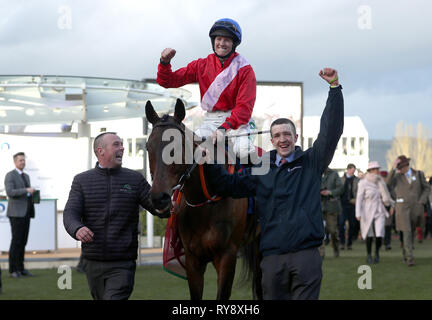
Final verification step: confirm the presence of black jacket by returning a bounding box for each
[63,164,160,261]
[206,86,344,256]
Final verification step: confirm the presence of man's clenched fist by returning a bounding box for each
[319,68,339,86]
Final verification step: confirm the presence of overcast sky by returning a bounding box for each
[1,0,431,139]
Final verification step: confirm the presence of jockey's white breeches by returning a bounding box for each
[195,111,256,159]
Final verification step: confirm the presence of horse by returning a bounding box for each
[145,98,261,300]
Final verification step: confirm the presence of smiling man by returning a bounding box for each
[270,118,298,162]
[63,132,169,300]
[156,18,258,163]
[206,68,344,300]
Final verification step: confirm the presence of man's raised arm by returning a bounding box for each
[313,68,344,173]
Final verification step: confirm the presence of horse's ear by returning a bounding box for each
[174,98,185,122]
[145,100,160,125]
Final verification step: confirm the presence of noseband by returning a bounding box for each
[151,117,200,193]
[151,117,222,207]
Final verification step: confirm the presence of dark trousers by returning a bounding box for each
[338,205,356,247]
[260,247,322,300]
[424,215,432,238]
[8,215,31,274]
[384,225,392,247]
[366,236,382,255]
[83,258,136,300]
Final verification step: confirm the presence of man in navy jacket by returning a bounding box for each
[206,68,344,299]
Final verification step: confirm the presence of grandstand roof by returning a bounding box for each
[0,75,193,126]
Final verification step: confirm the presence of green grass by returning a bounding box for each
[1,237,432,300]
[319,237,432,300]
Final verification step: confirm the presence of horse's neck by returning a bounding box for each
[182,165,215,203]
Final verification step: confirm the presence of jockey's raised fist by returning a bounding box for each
[161,48,176,64]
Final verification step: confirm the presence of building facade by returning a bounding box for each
[302,116,369,175]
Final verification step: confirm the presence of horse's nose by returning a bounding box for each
[151,192,171,210]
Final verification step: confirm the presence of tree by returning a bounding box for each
[386,121,432,177]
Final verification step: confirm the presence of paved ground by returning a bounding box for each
[0,247,163,270]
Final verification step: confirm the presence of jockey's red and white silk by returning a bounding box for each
[201,55,250,111]
[157,52,256,130]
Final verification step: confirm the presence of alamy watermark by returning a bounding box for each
[58,5,72,30]
[357,265,372,289]
[357,5,372,30]
[57,265,72,290]
[158,128,271,175]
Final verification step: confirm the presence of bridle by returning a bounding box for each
[150,117,212,206]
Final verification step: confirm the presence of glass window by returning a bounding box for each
[136,138,145,156]
[336,139,343,154]
[342,137,347,155]
[350,137,356,155]
[359,137,364,155]
[308,137,313,148]
[127,138,133,157]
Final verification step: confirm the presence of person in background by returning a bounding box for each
[380,170,395,250]
[386,155,430,266]
[424,177,432,239]
[4,152,36,278]
[352,169,366,241]
[339,163,359,250]
[356,161,394,264]
[320,167,344,258]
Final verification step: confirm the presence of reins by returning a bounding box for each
[152,118,222,208]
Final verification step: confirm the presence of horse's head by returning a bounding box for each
[145,98,188,211]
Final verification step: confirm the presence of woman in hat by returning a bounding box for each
[157,18,258,162]
[356,161,395,263]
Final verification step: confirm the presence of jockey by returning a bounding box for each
[157,18,258,163]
